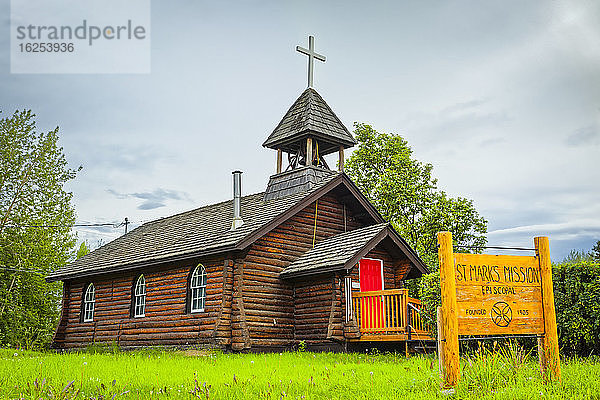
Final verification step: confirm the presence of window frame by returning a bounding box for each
[133,274,146,318]
[82,283,95,322]
[189,264,207,313]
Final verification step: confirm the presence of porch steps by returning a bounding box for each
[412,341,437,354]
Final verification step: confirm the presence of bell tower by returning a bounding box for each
[262,36,356,201]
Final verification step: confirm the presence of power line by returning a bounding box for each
[5,222,123,228]
[2,217,146,237]
[0,265,48,275]
[4,219,152,228]
[453,245,536,251]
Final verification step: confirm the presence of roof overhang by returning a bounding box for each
[46,245,239,283]
[263,130,356,155]
[280,224,429,280]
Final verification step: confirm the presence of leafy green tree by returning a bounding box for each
[591,240,600,262]
[345,123,488,268]
[0,110,79,348]
[561,249,593,264]
[76,241,91,259]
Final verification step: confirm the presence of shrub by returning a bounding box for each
[552,260,600,356]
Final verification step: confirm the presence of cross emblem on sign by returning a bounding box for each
[296,35,326,88]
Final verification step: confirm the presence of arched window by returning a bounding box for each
[190,265,207,313]
[83,283,95,322]
[133,274,146,317]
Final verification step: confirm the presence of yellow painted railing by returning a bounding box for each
[352,288,430,337]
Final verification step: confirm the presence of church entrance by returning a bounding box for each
[359,258,384,329]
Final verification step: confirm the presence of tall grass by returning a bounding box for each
[1,345,598,399]
[457,341,600,399]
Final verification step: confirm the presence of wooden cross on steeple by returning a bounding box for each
[296,35,326,88]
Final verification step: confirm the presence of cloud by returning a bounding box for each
[441,99,489,114]
[401,97,511,146]
[137,201,166,210]
[478,137,505,147]
[486,219,600,261]
[107,188,192,210]
[488,219,600,239]
[69,143,173,172]
[565,125,599,147]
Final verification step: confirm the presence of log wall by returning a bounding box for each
[241,194,362,349]
[294,275,344,344]
[53,256,226,349]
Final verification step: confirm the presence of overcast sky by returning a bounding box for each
[1,1,599,261]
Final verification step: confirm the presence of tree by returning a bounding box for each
[345,123,488,268]
[76,241,91,259]
[561,249,593,264]
[0,109,79,348]
[591,240,600,262]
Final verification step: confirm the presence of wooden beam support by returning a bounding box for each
[338,145,344,172]
[326,275,337,339]
[438,231,459,388]
[232,259,250,350]
[276,149,282,174]
[535,236,561,381]
[306,138,313,166]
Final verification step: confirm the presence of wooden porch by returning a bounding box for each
[350,289,434,342]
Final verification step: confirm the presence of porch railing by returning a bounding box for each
[351,288,430,338]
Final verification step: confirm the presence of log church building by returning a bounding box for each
[47,36,431,351]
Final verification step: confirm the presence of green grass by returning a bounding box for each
[1,346,599,399]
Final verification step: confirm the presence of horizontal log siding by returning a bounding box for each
[244,194,362,348]
[294,276,334,343]
[54,256,225,349]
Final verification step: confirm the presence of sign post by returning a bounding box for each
[438,232,459,388]
[535,237,561,381]
[437,231,561,388]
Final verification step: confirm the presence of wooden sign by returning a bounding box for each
[437,232,561,389]
[454,253,544,335]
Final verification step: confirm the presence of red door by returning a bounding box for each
[359,259,384,329]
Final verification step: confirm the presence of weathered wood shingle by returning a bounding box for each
[262,88,357,155]
[263,165,336,201]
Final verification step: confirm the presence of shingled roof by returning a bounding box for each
[47,173,389,282]
[280,223,429,279]
[262,88,357,155]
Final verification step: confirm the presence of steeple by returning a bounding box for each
[263,36,356,201]
[263,36,356,174]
